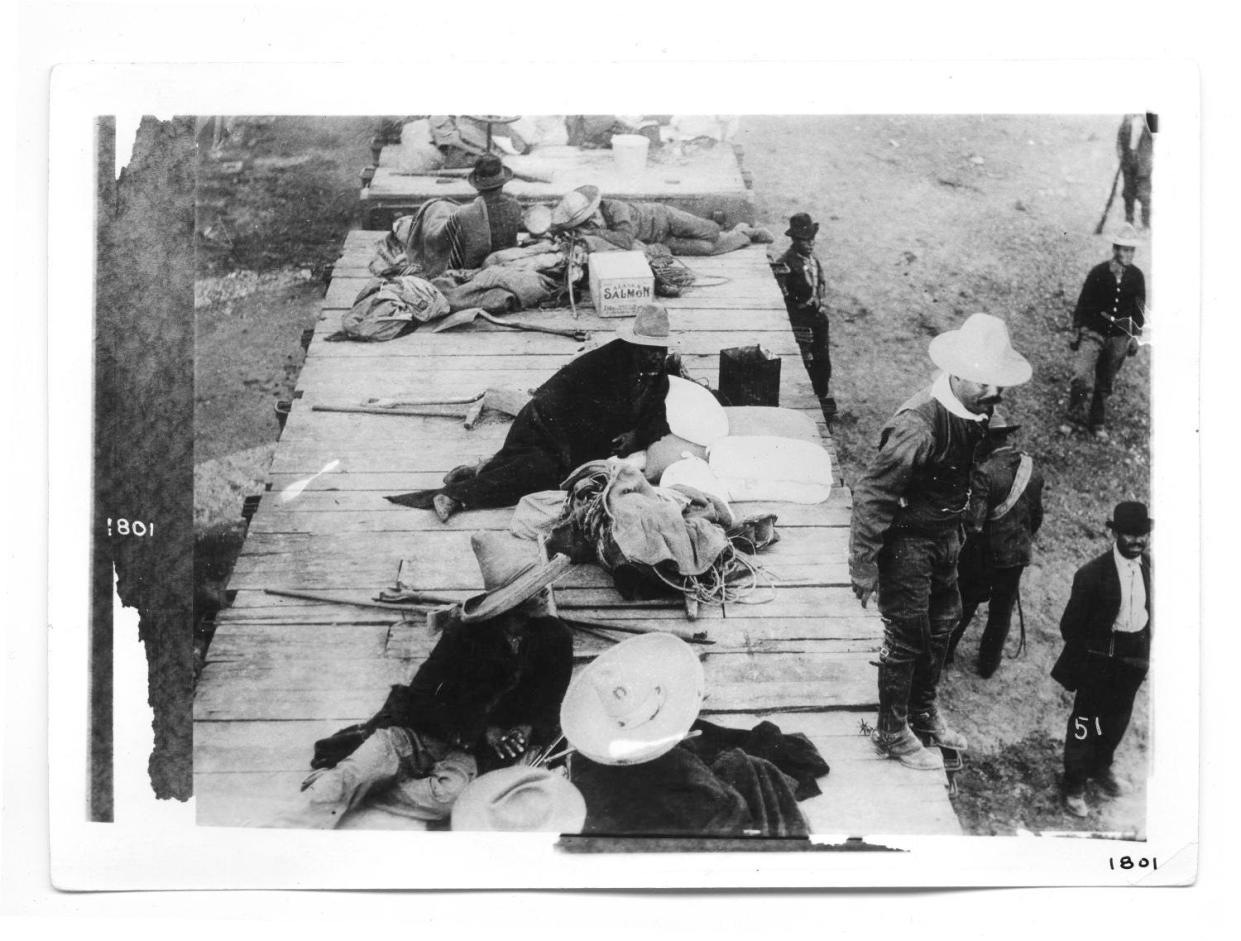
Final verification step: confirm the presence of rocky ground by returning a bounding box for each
[194,114,1151,836]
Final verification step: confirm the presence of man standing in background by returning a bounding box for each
[1117,113,1154,229]
[773,212,835,423]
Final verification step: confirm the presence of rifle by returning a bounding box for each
[1094,162,1124,235]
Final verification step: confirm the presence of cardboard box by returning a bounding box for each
[588,251,655,317]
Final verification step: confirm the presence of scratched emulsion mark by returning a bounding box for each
[93,114,197,812]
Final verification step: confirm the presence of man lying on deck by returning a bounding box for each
[387,304,676,522]
[547,185,773,256]
[273,534,573,829]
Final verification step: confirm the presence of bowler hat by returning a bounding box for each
[451,766,586,832]
[1107,501,1152,535]
[615,304,672,348]
[467,154,514,192]
[561,632,705,766]
[928,312,1033,387]
[1110,223,1142,249]
[459,531,572,623]
[551,185,602,230]
[785,212,819,239]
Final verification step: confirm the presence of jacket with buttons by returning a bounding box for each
[1073,261,1146,338]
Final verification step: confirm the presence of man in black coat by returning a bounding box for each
[388,305,674,521]
[772,212,834,421]
[947,410,1044,677]
[1052,501,1152,818]
[279,575,574,828]
[1063,225,1146,440]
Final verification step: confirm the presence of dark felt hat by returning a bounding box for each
[468,154,514,192]
[1107,501,1152,535]
[785,212,820,239]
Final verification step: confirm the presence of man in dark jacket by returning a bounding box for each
[850,314,1032,770]
[1063,224,1146,440]
[772,212,833,419]
[389,305,675,521]
[1052,501,1152,818]
[1117,113,1154,229]
[277,553,574,829]
[947,410,1045,677]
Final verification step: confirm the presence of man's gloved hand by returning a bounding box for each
[1127,337,1140,357]
[1068,328,1082,351]
[851,571,878,610]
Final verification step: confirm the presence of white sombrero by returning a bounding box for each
[928,312,1032,388]
[560,632,704,766]
[1109,223,1142,249]
[451,766,586,833]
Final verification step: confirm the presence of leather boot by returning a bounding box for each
[873,658,943,771]
[909,620,969,750]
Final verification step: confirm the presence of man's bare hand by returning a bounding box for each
[485,725,531,760]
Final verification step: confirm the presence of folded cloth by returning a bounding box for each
[709,748,808,837]
[432,265,556,314]
[683,718,830,800]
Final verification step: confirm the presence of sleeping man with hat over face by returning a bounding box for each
[1052,501,1152,819]
[273,533,574,829]
[850,313,1032,770]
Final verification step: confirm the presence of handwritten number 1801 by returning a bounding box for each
[1110,857,1156,871]
[107,518,154,537]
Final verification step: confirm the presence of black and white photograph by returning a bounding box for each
[34,53,1203,895]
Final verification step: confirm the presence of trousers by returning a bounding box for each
[1121,162,1152,228]
[785,304,831,398]
[949,564,1023,676]
[1062,652,1147,792]
[875,530,963,732]
[274,727,477,829]
[1069,330,1132,430]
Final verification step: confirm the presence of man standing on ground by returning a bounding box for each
[773,213,834,422]
[849,314,1032,770]
[1051,501,1152,818]
[1117,113,1153,230]
[1063,224,1146,441]
[947,409,1044,678]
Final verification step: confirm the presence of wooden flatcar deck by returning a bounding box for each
[361,144,756,229]
[193,231,961,837]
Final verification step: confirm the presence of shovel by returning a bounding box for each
[433,307,588,342]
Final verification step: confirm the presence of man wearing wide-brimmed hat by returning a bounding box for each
[850,313,1032,770]
[773,212,834,420]
[1051,501,1152,818]
[1063,223,1147,440]
[947,409,1045,678]
[389,305,675,521]
[274,533,574,829]
[550,184,773,256]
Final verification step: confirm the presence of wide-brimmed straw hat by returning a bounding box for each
[451,766,586,832]
[551,185,602,229]
[523,204,553,237]
[467,154,514,192]
[614,304,672,348]
[560,632,704,766]
[785,212,820,239]
[459,531,572,623]
[928,313,1032,387]
[1110,223,1142,249]
[1107,501,1152,535]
